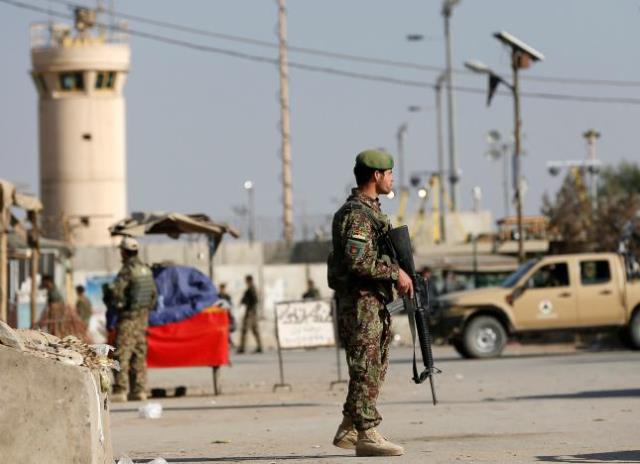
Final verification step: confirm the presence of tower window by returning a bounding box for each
[96,71,116,90]
[59,72,84,91]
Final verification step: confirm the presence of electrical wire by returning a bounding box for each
[39,0,640,89]
[4,0,640,106]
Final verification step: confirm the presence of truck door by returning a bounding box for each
[576,258,625,326]
[513,261,578,329]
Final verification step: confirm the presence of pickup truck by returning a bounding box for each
[434,252,640,358]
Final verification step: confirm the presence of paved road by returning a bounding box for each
[111,344,640,463]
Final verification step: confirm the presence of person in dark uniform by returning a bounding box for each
[237,275,262,354]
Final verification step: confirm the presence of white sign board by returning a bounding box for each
[275,300,335,349]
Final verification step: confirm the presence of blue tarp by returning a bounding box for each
[149,265,218,326]
[106,265,218,328]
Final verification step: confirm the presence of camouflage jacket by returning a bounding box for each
[328,188,399,301]
[111,256,157,314]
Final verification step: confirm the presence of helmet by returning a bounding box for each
[119,237,139,252]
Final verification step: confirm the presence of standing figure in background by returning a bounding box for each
[419,266,439,299]
[237,275,262,354]
[218,282,236,347]
[302,278,321,300]
[75,285,92,326]
[41,274,63,306]
[327,150,413,457]
[35,275,86,340]
[110,237,157,403]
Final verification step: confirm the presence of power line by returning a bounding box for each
[4,0,640,106]
[40,0,640,89]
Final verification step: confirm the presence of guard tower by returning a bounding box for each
[30,8,130,246]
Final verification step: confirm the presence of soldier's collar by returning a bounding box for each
[350,188,381,211]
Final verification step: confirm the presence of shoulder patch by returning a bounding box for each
[346,238,366,259]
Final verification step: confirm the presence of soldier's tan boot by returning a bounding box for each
[110,391,127,403]
[332,415,357,450]
[355,428,404,457]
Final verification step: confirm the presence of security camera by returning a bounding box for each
[494,31,545,62]
[547,166,560,177]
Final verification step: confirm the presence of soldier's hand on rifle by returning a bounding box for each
[396,268,414,298]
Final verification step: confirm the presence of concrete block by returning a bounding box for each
[0,345,113,463]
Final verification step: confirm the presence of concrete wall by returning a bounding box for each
[0,345,113,463]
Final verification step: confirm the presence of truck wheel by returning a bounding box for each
[463,316,507,359]
[452,339,470,358]
[627,311,640,350]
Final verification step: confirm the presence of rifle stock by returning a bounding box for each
[386,225,439,405]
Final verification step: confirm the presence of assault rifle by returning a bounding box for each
[385,225,440,405]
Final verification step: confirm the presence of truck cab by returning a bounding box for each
[434,253,640,358]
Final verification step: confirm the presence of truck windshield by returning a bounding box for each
[501,260,537,288]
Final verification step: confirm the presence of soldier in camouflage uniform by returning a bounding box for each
[110,237,157,403]
[328,150,413,457]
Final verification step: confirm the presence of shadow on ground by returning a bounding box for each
[112,402,324,414]
[510,389,640,401]
[133,455,351,463]
[536,450,640,462]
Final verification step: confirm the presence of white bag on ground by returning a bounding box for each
[138,402,163,419]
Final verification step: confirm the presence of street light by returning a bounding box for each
[396,123,409,191]
[406,71,449,242]
[464,60,491,74]
[442,0,462,211]
[465,31,544,263]
[243,180,255,245]
[485,129,512,218]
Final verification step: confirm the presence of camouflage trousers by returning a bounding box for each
[114,310,149,395]
[239,309,262,351]
[337,292,391,431]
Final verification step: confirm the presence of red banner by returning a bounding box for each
[146,307,229,368]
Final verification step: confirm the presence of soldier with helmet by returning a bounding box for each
[110,237,157,403]
[328,149,413,457]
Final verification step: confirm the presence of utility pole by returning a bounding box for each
[435,72,447,242]
[583,129,601,211]
[442,0,461,211]
[511,53,525,263]
[396,123,408,191]
[277,0,294,245]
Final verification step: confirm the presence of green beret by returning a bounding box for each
[355,149,394,170]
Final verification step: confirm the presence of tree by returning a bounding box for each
[542,167,594,252]
[543,161,640,254]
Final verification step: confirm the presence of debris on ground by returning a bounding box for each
[138,402,163,419]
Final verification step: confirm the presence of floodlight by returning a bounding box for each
[464,60,491,74]
[243,180,253,190]
[387,190,396,200]
[418,188,428,199]
[486,130,501,144]
[493,31,544,62]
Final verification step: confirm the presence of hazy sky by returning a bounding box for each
[1,0,639,239]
